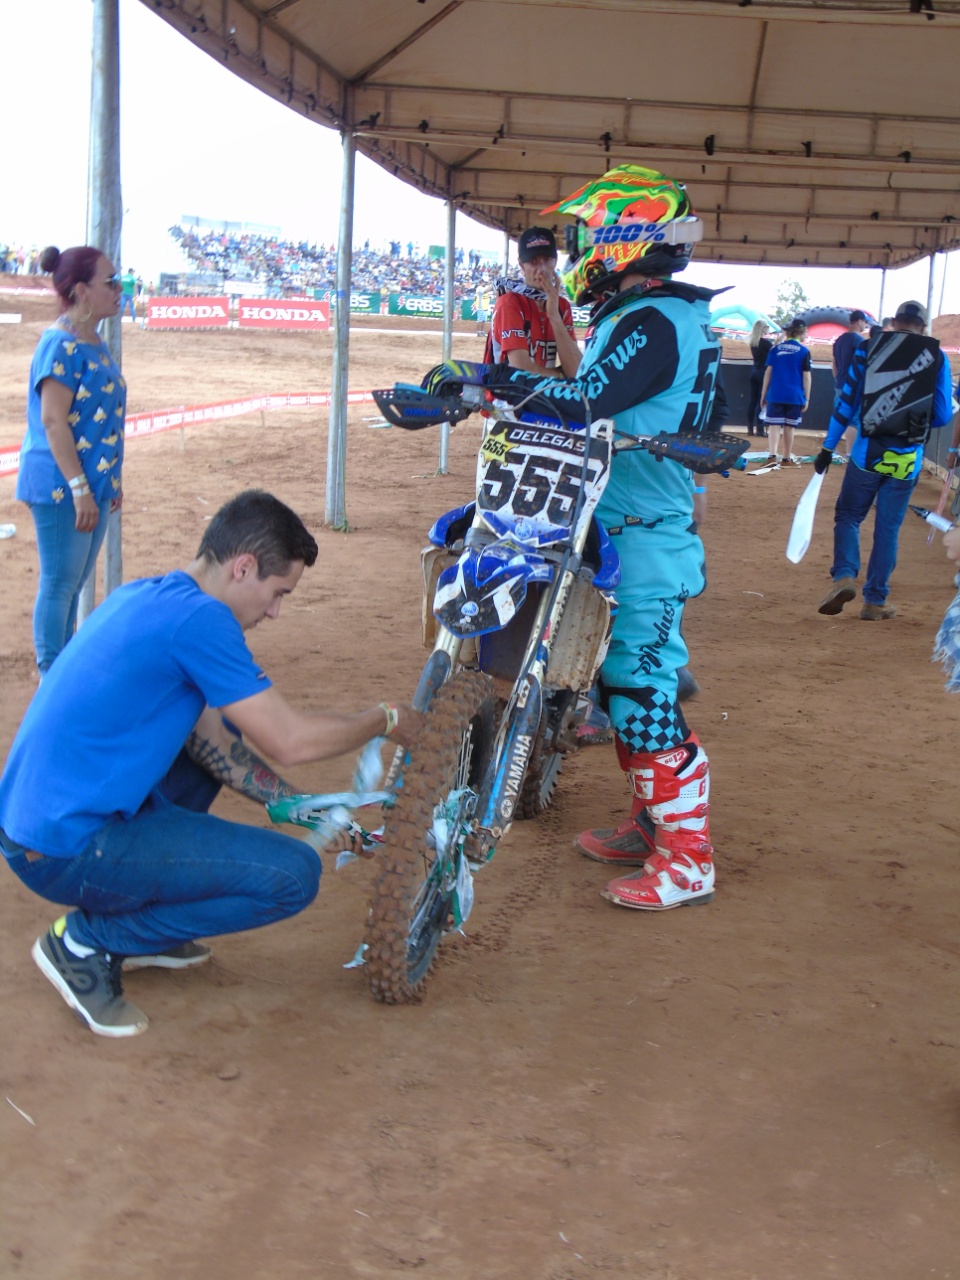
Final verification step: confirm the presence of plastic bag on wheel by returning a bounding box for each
[430,788,475,929]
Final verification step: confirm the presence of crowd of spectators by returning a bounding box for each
[168,226,503,298]
[1,245,45,275]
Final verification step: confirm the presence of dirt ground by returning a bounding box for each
[1,284,959,1280]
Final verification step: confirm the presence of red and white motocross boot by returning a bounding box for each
[599,735,715,910]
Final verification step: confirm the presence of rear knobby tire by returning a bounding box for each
[515,715,563,819]
[365,670,498,1005]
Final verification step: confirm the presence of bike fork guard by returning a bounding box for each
[480,675,544,833]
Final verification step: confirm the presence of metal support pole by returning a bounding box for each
[502,228,510,275]
[325,130,355,528]
[877,267,887,324]
[438,200,456,475]
[79,0,123,628]
[925,250,936,329]
[937,251,948,318]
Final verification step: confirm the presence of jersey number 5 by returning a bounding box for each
[678,346,721,435]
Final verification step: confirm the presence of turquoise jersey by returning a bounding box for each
[487,280,724,524]
[584,287,721,525]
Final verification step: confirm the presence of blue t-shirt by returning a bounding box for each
[765,339,812,406]
[832,330,864,388]
[0,572,271,857]
[17,325,126,506]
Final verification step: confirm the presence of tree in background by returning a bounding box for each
[772,280,810,327]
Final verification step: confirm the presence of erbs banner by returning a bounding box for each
[388,293,445,317]
[147,297,229,328]
[238,297,330,330]
[317,290,382,313]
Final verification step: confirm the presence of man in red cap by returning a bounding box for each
[487,226,582,377]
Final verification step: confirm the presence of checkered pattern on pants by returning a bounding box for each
[612,688,689,754]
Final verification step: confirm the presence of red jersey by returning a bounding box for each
[488,288,576,370]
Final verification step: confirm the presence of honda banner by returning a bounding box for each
[238,297,330,330]
[147,297,230,328]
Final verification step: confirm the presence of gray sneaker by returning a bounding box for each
[818,577,857,616]
[32,919,148,1037]
[123,941,212,971]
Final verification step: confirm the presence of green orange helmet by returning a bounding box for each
[542,165,703,305]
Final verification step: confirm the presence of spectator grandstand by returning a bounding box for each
[167,226,503,299]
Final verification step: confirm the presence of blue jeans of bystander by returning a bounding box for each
[831,460,916,605]
[0,752,321,956]
[29,497,112,673]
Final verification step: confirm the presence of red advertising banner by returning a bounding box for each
[238,297,330,330]
[147,297,230,328]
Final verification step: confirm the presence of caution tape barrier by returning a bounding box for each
[0,390,378,478]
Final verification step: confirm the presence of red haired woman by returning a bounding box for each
[16,244,126,675]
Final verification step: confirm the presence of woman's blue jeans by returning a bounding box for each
[831,460,917,605]
[29,498,112,673]
[0,753,321,956]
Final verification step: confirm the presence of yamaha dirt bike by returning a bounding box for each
[356,381,747,1004]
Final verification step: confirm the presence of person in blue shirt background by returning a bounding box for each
[831,309,868,458]
[815,299,955,621]
[760,318,812,465]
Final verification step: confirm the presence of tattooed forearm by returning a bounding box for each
[185,729,298,803]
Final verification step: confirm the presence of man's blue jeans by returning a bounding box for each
[0,753,321,956]
[29,498,112,673]
[119,293,137,320]
[831,460,916,605]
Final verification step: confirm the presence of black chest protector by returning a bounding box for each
[861,331,941,444]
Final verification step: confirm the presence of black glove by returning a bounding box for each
[420,360,490,398]
[813,448,833,475]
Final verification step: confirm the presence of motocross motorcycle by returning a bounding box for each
[355,380,746,1004]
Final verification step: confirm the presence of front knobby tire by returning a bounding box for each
[365,670,498,1005]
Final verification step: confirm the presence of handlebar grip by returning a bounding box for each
[372,386,473,429]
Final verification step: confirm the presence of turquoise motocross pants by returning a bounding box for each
[600,518,706,753]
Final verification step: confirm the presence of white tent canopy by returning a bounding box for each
[142,0,960,270]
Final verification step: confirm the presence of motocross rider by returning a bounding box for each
[423,164,727,911]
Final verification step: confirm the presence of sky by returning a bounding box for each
[3,0,958,322]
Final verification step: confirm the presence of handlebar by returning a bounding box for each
[372,385,749,475]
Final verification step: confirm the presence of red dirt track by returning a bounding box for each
[1,282,959,1279]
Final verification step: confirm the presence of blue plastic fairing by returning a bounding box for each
[429,502,477,548]
[589,518,621,592]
